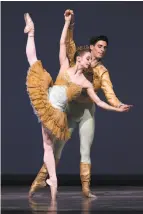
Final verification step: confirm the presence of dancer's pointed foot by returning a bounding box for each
[46,179,57,201]
[28,180,46,199]
[88,192,97,199]
[24,13,34,36]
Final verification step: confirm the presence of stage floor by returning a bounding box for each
[1,186,143,213]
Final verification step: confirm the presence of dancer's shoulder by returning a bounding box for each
[97,63,108,73]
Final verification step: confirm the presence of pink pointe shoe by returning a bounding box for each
[46,179,57,201]
[24,13,34,36]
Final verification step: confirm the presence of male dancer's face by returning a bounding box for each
[90,40,107,60]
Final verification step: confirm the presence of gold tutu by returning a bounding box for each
[26,60,70,141]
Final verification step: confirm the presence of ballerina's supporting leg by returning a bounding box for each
[42,125,57,201]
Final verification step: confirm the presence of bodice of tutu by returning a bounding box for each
[54,71,82,102]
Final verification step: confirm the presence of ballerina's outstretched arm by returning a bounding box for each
[87,86,132,112]
[81,79,132,112]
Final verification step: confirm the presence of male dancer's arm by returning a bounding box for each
[65,20,76,67]
[97,66,124,107]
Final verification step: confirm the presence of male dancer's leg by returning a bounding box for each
[54,118,77,160]
[79,103,97,198]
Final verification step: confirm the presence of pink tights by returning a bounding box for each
[41,125,57,188]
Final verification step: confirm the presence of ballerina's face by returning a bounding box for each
[78,52,92,69]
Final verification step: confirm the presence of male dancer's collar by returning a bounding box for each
[91,59,102,69]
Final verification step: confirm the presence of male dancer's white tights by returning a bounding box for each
[54,103,95,164]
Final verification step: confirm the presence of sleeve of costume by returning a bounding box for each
[100,71,122,107]
[66,26,76,67]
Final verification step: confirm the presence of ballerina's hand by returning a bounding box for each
[64,9,74,22]
[120,104,133,109]
[117,104,133,112]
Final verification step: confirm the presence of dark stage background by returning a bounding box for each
[2,2,143,181]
